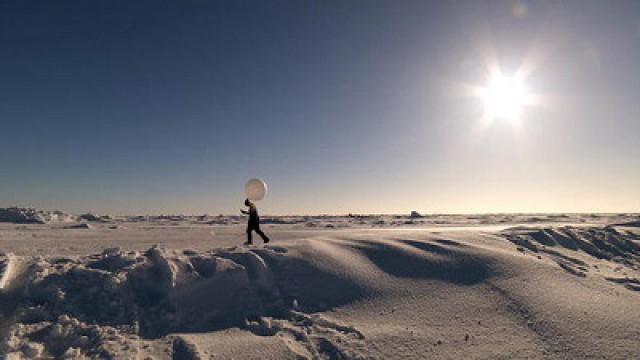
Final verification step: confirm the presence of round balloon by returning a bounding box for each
[245,178,267,201]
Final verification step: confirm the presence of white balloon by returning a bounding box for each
[245,178,267,201]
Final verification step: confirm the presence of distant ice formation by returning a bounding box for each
[0,207,75,224]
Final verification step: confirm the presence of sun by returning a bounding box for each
[480,73,530,121]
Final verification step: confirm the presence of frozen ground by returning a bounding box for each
[0,212,639,359]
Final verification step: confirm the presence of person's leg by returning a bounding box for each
[246,227,253,244]
[255,226,270,243]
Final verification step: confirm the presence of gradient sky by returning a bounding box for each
[1,0,639,215]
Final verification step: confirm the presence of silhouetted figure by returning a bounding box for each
[241,198,269,245]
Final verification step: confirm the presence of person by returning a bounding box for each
[241,198,269,245]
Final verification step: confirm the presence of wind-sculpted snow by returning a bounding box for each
[504,226,640,263]
[503,226,640,288]
[0,254,16,290]
[1,226,639,359]
[0,236,496,358]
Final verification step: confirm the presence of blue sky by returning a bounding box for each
[1,0,639,215]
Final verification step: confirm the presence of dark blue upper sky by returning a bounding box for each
[1,1,639,214]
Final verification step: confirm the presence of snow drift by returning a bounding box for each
[0,235,495,358]
[0,225,639,358]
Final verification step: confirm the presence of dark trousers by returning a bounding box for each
[247,224,269,244]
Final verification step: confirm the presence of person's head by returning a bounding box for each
[244,198,253,207]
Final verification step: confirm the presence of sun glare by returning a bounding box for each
[480,73,530,121]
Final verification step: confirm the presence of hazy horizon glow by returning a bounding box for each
[1,0,639,215]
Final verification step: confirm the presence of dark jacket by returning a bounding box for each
[248,204,259,226]
[243,204,260,228]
